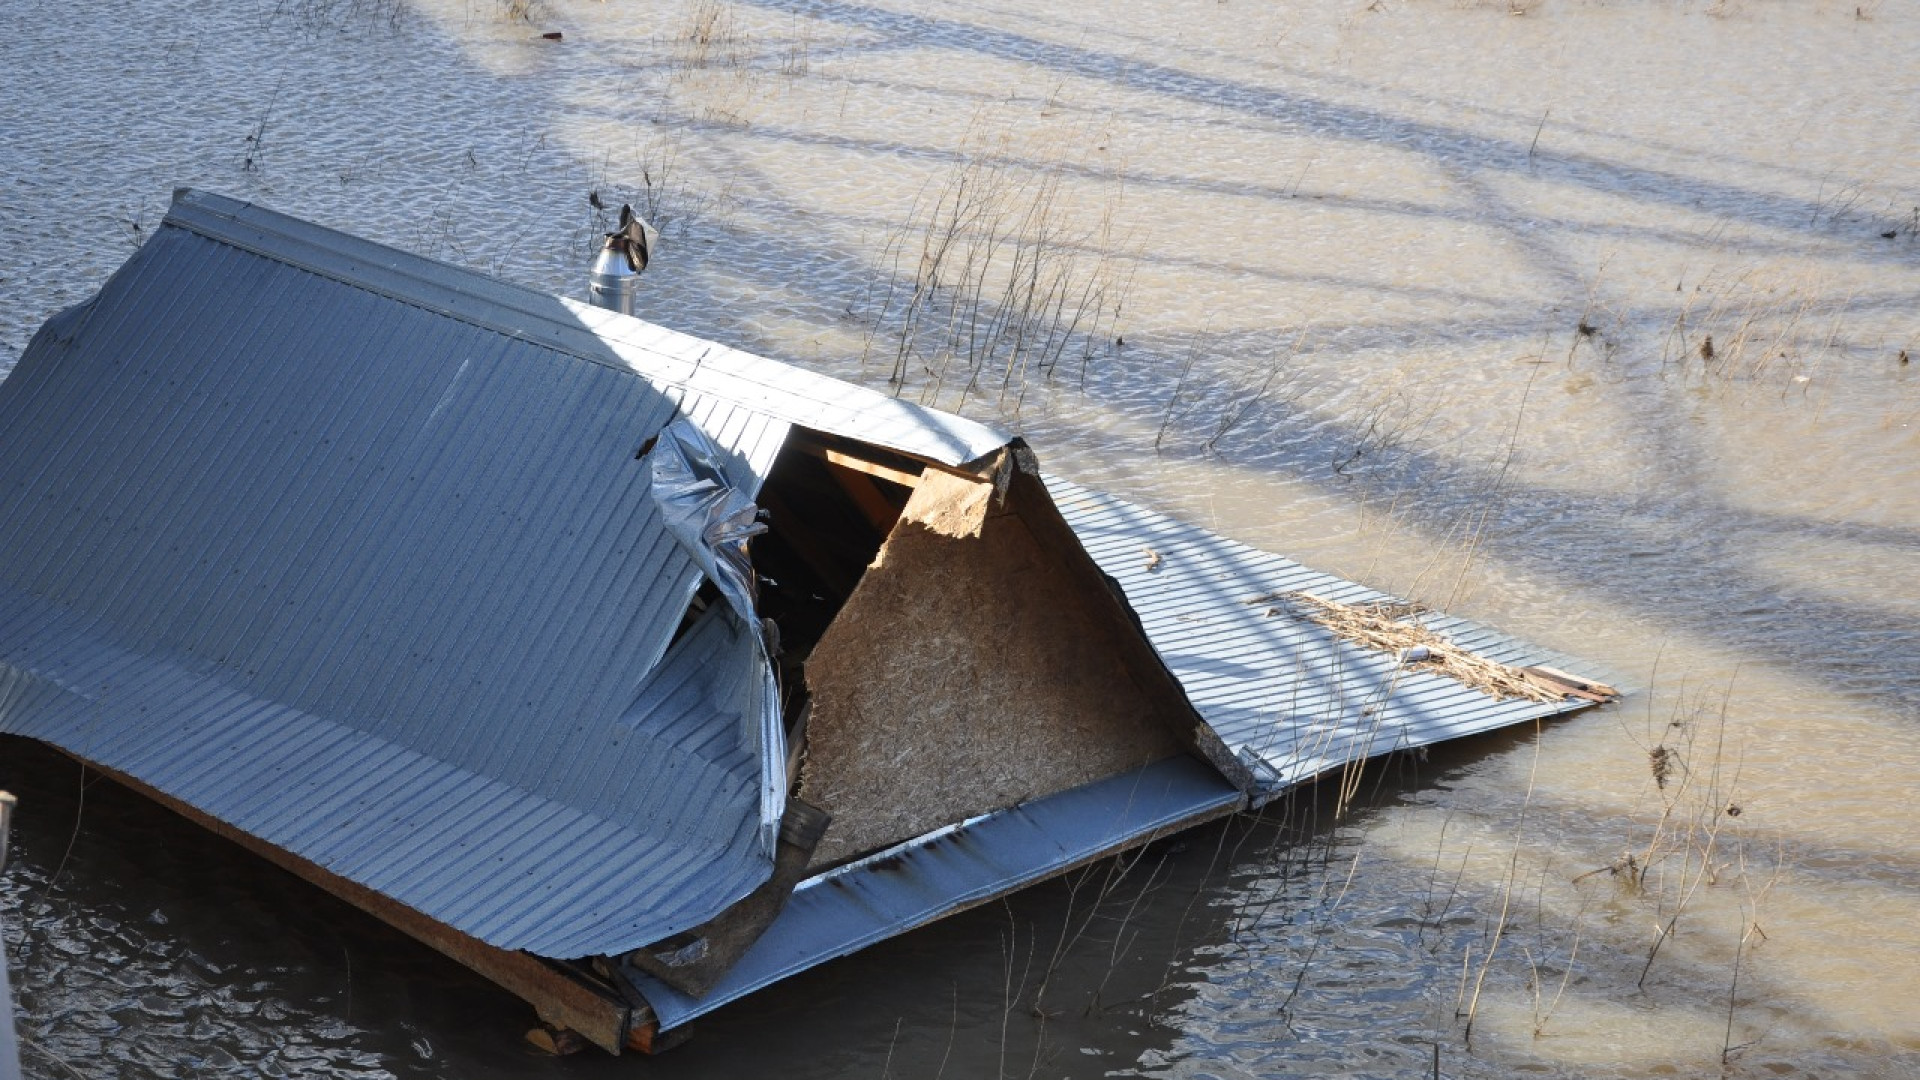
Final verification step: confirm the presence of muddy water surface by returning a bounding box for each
[2,1,1918,1076]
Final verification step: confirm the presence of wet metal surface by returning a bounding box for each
[630,755,1243,1030]
[0,194,794,958]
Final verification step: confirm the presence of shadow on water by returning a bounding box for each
[734,0,1917,259]
[562,0,1920,721]
[664,8,1920,719]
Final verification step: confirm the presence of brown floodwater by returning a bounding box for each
[2,0,1917,1076]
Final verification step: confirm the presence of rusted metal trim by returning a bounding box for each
[67,754,642,1055]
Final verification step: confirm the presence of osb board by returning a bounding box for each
[799,471,1187,865]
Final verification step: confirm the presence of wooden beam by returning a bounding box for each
[66,754,646,1055]
[1519,666,1620,704]
[824,463,901,534]
[796,442,924,490]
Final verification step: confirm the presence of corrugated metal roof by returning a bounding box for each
[1045,477,1603,805]
[0,194,805,956]
[165,191,1012,468]
[0,186,1610,1010]
[627,755,1244,1030]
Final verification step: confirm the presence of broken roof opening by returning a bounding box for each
[793,453,1199,868]
[753,433,914,677]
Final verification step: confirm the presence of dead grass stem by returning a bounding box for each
[681,0,749,69]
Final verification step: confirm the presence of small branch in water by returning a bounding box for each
[241,81,285,173]
[1155,333,1204,453]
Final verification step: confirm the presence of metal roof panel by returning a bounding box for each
[1044,477,1606,802]
[165,190,1011,468]
[629,755,1244,1030]
[0,202,798,956]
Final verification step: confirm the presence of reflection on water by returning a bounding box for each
[2,0,1917,1076]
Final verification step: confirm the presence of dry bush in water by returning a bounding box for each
[680,0,751,69]
[499,0,551,23]
[1602,683,1777,992]
[777,14,813,77]
[273,0,407,31]
[575,139,716,258]
[1660,267,1853,392]
[1423,677,1781,1064]
[857,131,1134,422]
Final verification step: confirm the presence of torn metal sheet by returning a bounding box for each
[648,417,786,855]
[649,417,770,627]
[1045,477,1614,805]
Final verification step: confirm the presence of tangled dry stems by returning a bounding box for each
[1260,592,1566,704]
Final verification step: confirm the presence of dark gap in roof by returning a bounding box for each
[753,433,910,754]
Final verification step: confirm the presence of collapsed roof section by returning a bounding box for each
[622,473,1620,1033]
[795,463,1192,866]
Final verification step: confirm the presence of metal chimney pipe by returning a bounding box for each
[587,204,657,317]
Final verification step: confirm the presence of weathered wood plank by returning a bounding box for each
[799,442,924,490]
[822,459,905,533]
[64,754,643,1055]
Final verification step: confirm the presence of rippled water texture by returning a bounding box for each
[2,0,1917,1076]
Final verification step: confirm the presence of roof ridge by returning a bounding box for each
[163,189,1011,467]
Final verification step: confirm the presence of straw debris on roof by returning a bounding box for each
[1256,591,1582,705]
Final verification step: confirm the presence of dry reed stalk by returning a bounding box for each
[1461,718,1546,1046]
[1663,266,1853,391]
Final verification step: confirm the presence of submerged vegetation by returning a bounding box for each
[855,123,1133,421]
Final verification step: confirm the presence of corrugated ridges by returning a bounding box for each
[167,190,1012,469]
[1045,477,1600,801]
[0,210,789,956]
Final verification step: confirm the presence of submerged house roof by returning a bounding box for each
[0,190,1614,1051]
